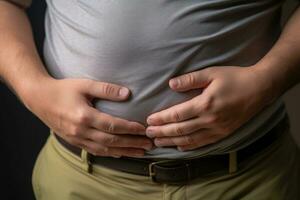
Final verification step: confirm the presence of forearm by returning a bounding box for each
[0,1,53,105]
[254,6,300,103]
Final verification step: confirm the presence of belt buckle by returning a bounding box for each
[148,160,176,183]
[148,161,157,182]
[148,160,169,182]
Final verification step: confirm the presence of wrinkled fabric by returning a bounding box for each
[32,127,300,200]
[43,0,287,158]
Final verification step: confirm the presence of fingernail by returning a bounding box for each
[169,79,178,88]
[147,117,154,125]
[119,87,129,97]
[146,128,155,138]
[154,139,163,147]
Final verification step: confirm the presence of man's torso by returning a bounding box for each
[43,0,286,158]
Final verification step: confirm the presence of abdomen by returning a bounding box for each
[44,0,283,124]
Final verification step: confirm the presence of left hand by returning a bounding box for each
[146,66,276,151]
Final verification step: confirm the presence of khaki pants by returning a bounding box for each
[32,126,300,200]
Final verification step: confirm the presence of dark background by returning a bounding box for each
[0,0,299,200]
[0,1,47,200]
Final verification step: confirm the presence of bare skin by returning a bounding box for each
[146,66,274,151]
[0,1,153,158]
[146,6,300,151]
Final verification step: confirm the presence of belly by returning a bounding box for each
[44,0,282,124]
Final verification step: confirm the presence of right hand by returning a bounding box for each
[22,77,153,158]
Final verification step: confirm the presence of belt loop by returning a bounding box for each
[229,151,238,174]
[81,149,93,174]
[50,128,93,173]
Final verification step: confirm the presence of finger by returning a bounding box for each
[82,140,146,158]
[147,98,198,126]
[177,135,217,151]
[177,132,225,151]
[63,134,87,148]
[154,129,214,147]
[87,128,153,150]
[88,107,146,135]
[84,79,131,101]
[169,69,212,92]
[146,117,210,138]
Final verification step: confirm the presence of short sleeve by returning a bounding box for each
[2,0,32,9]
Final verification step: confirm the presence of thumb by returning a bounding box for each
[169,69,212,92]
[85,80,130,101]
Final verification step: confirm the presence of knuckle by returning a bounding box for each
[102,121,115,133]
[108,122,116,133]
[171,110,181,122]
[201,96,214,112]
[102,83,116,96]
[68,125,82,137]
[102,135,118,145]
[186,73,195,86]
[175,125,184,136]
[184,135,195,145]
[108,136,119,145]
[201,101,210,112]
[207,114,220,124]
[74,108,90,125]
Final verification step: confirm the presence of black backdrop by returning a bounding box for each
[0,1,47,200]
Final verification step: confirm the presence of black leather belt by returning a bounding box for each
[54,114,289,185]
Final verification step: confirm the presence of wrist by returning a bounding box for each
[250,63,284,106]
[16,73,57,111]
